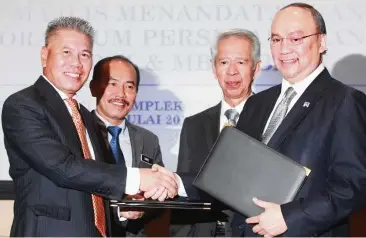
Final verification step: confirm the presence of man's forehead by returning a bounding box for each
[49,29,89,41]
[217,36,251,53]
[218,36,250,46]
[103,59,137,80]
[272,7,316,33]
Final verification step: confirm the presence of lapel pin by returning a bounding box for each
[303,102,310,108]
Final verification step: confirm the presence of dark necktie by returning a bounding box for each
[107,126,126,165]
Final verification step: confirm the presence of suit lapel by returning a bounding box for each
[34,76,82,150]
[256,87,281,141]
[204,103,221,149]
[126,121,143,167]
[91,111,115,164]
[81,107,104,162]
[267,69,333,149]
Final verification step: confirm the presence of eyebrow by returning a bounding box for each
[271,31,305,37]
[125,80,136,85]
[62,45,92,55]
[270,33,281,37]
[109,77,136,85]
[83,49,92,55]
[217,57,249,61]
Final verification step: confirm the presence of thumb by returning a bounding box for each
[151,164,159,172]
[151,164,160,172]
[252,197,271,209]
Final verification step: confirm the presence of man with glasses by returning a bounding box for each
[232,2,366,237]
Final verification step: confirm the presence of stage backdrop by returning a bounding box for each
[1,0,366,181]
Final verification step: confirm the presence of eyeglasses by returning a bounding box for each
[268,33,322,46]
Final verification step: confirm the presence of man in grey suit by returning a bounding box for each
[90,55,166,236]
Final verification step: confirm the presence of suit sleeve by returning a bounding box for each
[281,90,366,236]
[177,118,189,173]
[176,118,213,200]
[152,135,164,167]
[175,118,197,197]
[2,94,127,200]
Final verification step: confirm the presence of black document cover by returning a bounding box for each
[193,126,309,217]
[110,199,211,210]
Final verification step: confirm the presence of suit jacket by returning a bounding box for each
[234,68,366,237]
[91,111,164,236]
[1,76,128,237]
[172,103,233,237]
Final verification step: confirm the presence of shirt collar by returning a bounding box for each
[221,93,253,115]
[42,74,80,103]
[94,110,127,134]
[280,63,325,96]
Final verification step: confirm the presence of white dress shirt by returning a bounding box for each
[263,63,325,134]
[43,75,140,196]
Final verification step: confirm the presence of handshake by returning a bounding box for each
[119,164,180,220]
[138,164,180,201]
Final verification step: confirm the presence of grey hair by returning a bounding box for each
[210,29,261,65]
[45,16,95,47]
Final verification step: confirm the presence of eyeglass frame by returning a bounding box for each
[268,33,322,46]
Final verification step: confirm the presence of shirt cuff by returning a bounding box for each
[175,174,188,197]
[125,167,140,195]
[117,206,128,221]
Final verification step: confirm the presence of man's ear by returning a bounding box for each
[40,46,48,68]
[319,34,327,54]
[211,59,218,80]
[253,60,262,81]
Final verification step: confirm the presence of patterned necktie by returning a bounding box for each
[224,109,239,127]
[107,126,126,165]
[261,87,297,144]
[65,98,106,237]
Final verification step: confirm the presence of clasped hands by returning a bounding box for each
[120,164,178,220]
[139,164,179,201]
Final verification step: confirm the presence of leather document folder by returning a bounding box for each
[193,126,310,217]
[110,199,211,210]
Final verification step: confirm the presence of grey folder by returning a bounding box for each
[193,126,308,217]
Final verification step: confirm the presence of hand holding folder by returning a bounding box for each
[193,126,310,217]
[118,193,145,219]
[245,197,288,236]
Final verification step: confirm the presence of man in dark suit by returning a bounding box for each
[90,55,166,236]
[1,16,177,237]
[169,29,262,236]
[233,3,366,237]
